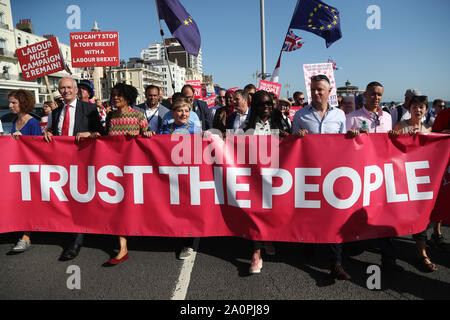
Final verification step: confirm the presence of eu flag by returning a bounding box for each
[289,0,342,48]
[156,0,201,56]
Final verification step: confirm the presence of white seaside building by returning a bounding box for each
[0,0,79,107]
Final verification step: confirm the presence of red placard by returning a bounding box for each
[70,32,119,67]
[203,94,216,107]
[289,106,303,121]
[186,80,201,86]
[16,37,64,81]
[258,80,282,98]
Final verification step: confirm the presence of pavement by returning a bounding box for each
[0,226,449,301]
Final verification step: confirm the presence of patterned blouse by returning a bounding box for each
[106,108,149,136]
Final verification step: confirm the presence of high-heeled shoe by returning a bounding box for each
[102,253,129,267]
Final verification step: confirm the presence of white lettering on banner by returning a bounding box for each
[41,165,69,202]
[405,161,433,200]
[22,55,61,71]
[123,166,153,204]
[159,166,189,205]
[363,165,384,206]
[70,166,96,203]
[261,168,293,209]
[323,167,362,209]
[20,41,53,56]
[9,165,39,201]
[227,167,251,208]
[384,163,409,203]
[97,165,124,204]
[190,167,224,205]
[8,161,434,208]
[294,168,321,209]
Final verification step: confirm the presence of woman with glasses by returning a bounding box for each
[244,90,287,274]
[390,95,436,272]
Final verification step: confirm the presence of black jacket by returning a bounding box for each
[50,100,105,136]
[192,99,213,130]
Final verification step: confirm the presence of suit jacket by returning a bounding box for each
[192,99,213,130]
[226,111,250,131]
[50,100,105,136]
[134,102,170,132]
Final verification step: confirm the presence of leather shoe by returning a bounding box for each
[331,264,351,280]
[102,253,129,267]
[59,244,81,261]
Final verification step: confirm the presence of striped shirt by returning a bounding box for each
[107,109,149,136]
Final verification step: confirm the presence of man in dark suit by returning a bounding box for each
[181,84,214,130]
[44,77,104,261]
[226,89,250,132]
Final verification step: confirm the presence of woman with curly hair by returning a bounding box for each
[102,83,153,267]
[8,89,42,254]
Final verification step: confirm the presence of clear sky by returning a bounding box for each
[10,0,450,102]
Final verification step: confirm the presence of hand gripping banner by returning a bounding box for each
[0,133,448,243]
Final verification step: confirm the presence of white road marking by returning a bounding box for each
[170,237,200,300]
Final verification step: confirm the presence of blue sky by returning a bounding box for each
[10,0,450,102]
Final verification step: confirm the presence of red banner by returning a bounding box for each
[0,134,448,243]
[16,37,64,81]
[70,32,119,67]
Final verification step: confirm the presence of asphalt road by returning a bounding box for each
[1,226,449,301]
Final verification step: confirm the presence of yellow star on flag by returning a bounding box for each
[184,20,189,25]
[328,24,332,29]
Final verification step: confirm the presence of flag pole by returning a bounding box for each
[270,0,301,83]
[154,0,176,96]
[260,0,267,80]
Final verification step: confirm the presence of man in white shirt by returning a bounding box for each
[44,77,104,261]
[134,85,169,133]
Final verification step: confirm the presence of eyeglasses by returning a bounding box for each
[218,96,226,99]
[298,97,305,101]
[311,74,330,84]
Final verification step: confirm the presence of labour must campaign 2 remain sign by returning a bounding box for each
[16,37,64,81]
[70,32,119,67]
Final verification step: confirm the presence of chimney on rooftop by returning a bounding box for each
[16,19,34,34]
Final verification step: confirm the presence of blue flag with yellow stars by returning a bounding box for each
[156,0,201,56]
[289,0,342,48]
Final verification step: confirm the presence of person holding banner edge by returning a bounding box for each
[346,82,404,272]
[99,82,154,267]
[292,75,350,280]
[8,89,42,254]
[244,90,288,274]
[44,77,105,261]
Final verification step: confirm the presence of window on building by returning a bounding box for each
[17,36,21,46]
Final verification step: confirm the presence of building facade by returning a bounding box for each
[0,0,79,108]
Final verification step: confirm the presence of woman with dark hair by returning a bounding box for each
[8,89,42,254]
[102,83,153,267]
[8,89,42,137]
[390,95,436,272]
[244,90,288,274]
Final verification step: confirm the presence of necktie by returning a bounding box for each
[62,105,70,136]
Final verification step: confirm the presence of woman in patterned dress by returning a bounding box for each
[103,83,153,267]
